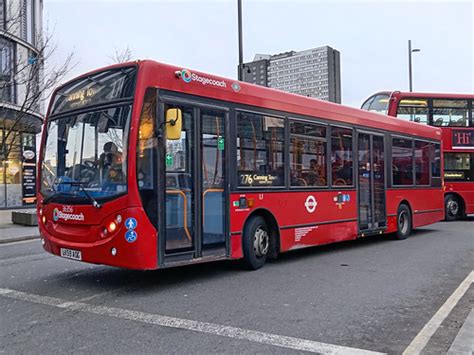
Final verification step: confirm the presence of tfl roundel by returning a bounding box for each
[305,195,317,213]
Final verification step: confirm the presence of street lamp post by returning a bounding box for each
[237,0,243,81]
[408,40,421,92]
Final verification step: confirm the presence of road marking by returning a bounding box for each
[0,238,39,247]
[0,288,384,355]
[403,270,474,355]
[0,253,52,266]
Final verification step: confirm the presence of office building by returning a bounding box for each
[1,0,43,208]
[241,46,341,103]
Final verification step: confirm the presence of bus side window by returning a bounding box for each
[289,121,327,187]
[331,127,353,186]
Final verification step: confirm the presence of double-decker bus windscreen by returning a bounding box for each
[41,105,131,203]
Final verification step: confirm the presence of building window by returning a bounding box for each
[236,111,285,187]
[0,129,24,208]
[392,137,413,185]
[0,38,14,103]
[20,0,36,45]
[331,127,353,186]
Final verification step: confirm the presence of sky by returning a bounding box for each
[44,0,473,108]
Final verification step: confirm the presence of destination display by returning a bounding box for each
[444,171,465,180]
[51,66,137,114]
[239,173,278,186]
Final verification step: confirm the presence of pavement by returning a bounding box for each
[0,209,40,244]
[0,217,472,354]
[447,308,474,354]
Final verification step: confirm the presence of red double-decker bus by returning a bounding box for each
[37,61,443,270]
[362,91,474,220]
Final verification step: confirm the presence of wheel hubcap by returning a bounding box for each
[447,200,459,216]
[398,211,408,234]
[253,226,269,257]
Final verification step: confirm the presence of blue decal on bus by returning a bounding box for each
[125,230,137,243]
[125,218,137,230]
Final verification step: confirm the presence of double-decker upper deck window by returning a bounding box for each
[432,99,469,127]
[397,99,429,124]
[331,127,353,186]
[366,94,390,115]
[237,111,285,187]
[51,67,137,115]
[290,121,327,187]
[392,138,414,185]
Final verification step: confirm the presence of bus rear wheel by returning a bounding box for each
[445,194,462,221]
[395,204,412,240]
[242,216,269,270]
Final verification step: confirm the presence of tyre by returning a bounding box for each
[242,216,269,270]
[395,204,412,240]
[445,194,462,221]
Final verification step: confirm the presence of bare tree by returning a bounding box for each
[109,46,133,64]
[0,2,75,166]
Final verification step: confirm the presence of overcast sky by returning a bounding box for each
[45,0,473,108]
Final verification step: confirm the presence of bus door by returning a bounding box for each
[160,101,227,264]
[357,132,386,233]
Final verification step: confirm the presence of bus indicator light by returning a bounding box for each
[108,221,117,233]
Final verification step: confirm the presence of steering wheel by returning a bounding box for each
[83,161,96,168]
[78,164,97,182]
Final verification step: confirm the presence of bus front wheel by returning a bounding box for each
[445,194,463,221]
[395,204,412,240]
[242,216,269,270]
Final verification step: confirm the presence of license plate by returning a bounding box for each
[60,248,82,261]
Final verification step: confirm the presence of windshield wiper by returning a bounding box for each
[50,181,102,208]
[43,191,77,205]
[65,181,102,209]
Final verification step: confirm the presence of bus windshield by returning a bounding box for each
[41,105,131,202]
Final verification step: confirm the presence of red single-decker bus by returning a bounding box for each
[37,62,444,270]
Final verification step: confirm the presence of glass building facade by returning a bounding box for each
[1,0,43,208]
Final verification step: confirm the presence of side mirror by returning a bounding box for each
[165,108,182,140]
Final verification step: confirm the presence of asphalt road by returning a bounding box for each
[1,218,473,354]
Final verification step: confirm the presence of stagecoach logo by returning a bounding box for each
[305,195,317,213]
[52,207,85,222]
[176,69,227,88]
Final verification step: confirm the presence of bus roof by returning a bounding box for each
[369,91,474,100]
[52,61,443,141]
